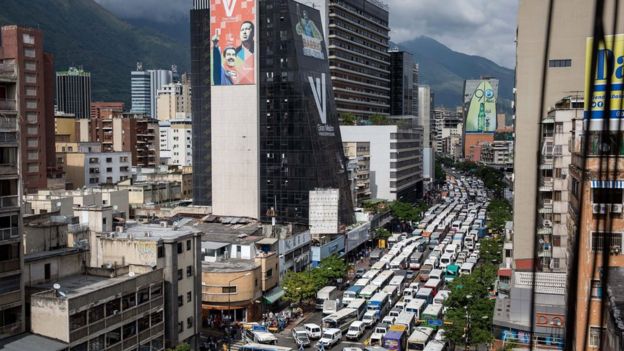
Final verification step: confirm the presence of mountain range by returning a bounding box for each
[0,0,514,111]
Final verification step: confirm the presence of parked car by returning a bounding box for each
[305,323,322,339]
[317,328,342,349]
[292,328,311,347]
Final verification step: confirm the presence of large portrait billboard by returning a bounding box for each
[585,34,624,119]
[210,0,256,86]
[464,79,497,133]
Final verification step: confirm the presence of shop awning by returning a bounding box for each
[256,238,279,245]
[263,286,285,304]
[591,180,624,188]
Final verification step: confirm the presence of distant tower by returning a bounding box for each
[56,66,92,119]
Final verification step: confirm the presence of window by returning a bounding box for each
[591,280,603,298]
[592,188,623,204]
[551,258,560,269]
[138,315,150,332]
[267,268,273,278]
[105,298,120,317]
[178,269,183,281]
[187,265,192,277]
[151,284,162,298]
[187,316,193,329]
[187,291,192,302]
[222,286,236,294]
[589,326,603,347]
[553,191,562,201]
[177,242,183,254]
[151,310,163,325]
[69,311,87,330]
[88,305,105,323]
[591,232,622,252]
[122,293,136,310]
[24,48,35,58]
[44,263,51,280]
[187,240,192,251]
[27,164,39,173]
[553,214,562,224]
[548,59,572,68]
[123,321,136,338]
[178,295,184,307]
[553,235,561,247]
[157,246,164,258]
[138,288,150,305]
[105,327,121,347]
[178,322,184,333]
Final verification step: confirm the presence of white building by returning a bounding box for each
[156,77,191,121]
[340,125,423,202]
[417,86,434,184]
[159,119,192,166]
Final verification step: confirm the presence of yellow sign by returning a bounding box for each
[585,34,624,119]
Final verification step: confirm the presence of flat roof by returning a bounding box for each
[110,223,196,242]
[202,259,259,273]
[33,272,142,300]
[0,333,67,351]
[190,222,263,244]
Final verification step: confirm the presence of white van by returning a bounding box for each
[304,323,322,339]
[317,328,342,348]
[439,253,453,269]
[346,321,366,340]
[433,290,450,305]
[362,310,378,328]
[429,269,444,282]
[460,262,475,276]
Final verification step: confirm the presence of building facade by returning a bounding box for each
[131,65,151,115]
[90,101,124,120]
[159,118,192,167]
[56,67,91,119]
[55,142,131,188]
[156,75,191,121]
[341,125,423,202]
[343,141,371,206]
[0,26,56,193]
[389,49,418,116]
[0,56,23,340]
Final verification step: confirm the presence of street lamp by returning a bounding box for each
[227,272,251,351]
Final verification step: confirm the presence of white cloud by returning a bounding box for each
[387,0,518,68]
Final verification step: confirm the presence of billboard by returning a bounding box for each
[210,0,256,86]
[585,34,624,119]
[464,79,498,133]
[294,5,325,59]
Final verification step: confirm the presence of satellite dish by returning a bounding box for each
[113,205,118,210]
[53,283,61,290]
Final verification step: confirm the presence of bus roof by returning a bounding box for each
[370,291,389,303]
[318,286,337,294]
[324,307,357,320]
[239,343,293,351]
[408,327,434,342]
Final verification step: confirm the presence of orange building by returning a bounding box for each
[463,133,494,162]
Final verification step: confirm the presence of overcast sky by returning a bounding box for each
[95,0,518,68]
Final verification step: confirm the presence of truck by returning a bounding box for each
[316,286,340,310]
[343,284,364,305]
[421,304,443,324]
[382,330,407,351]
[419,260,435,282]
[407,327,435,351]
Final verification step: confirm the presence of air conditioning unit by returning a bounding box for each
[612,204,623,213]
[593,204,608,214]
[543,220,552,227]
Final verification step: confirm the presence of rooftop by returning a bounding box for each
[0,333,67,351]
[202,259,259,273]
[189,220,263,245]
[32,271,144,300]
[106,222,197,242]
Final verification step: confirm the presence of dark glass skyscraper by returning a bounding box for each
[190,0,211,206]
[389,50,418,116]
[56,67,91,119]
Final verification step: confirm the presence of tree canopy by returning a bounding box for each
[282,255,349,305]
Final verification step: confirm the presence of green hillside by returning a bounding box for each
[0,0,190,104]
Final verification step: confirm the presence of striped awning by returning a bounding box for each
[591,180,624,189]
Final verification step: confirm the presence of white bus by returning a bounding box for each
[363,269,381,281]
[388,275,405,293]
[405,298,427,320]
[395,310,416,334]
[359,284,379,300]
[347,298,367,320]
[322,308,358,333]
[239,344,293,351]
[407,327,435,351]
[371,261,387,271]
[372,270,394,287]
[460,262,475,276]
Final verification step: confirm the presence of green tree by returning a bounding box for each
[167,343,192,351]
[282,271,320,305]
[340,112,357,125]
[435,158,447,183]
[480,237,504,265]
[487,198,512,234]
[369,114,388,125]
[318,255,348,282]
[389,201,420,222]
[375,227,391,240]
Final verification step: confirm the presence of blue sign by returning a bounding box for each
[428,319,443,327]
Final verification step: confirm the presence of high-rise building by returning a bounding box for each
[417,85,434,184]
[190,0,212,206]
[159,118,192,166]
[56,67,91,119]
[389,49,418,116]
[130,64,150,115]
[0,50,24,340]
[149,69,173,119]
[204,0,353,225]
[0,26,56,193]
[156,74,192,121]
[303,0,391,118]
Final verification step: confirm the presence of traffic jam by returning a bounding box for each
[294,175,490,351]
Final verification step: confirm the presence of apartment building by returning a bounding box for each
[91,112,160,167]
[55,142,131,188]
[90,223,202,348]
[0,26,56,193]
[159,118,192,167]
[156,74,191,121]
[90,101,124,120]
[25,188,129,219]
[30,267,165,350]
[134,166,193,200]
[117,180,182,207]
[0,58,22,340]
[341,125,423,202]
[343,141,371,206]
[55,113,89,143]
[480,140,514,169]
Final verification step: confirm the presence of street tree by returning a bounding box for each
[480,237,504,265]
[487,199,512,234]
[389,201,420,222]
[282,271,319,305]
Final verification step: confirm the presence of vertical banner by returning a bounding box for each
[464,80,497,133]
[210,0,256,86]
[585,34,624,119]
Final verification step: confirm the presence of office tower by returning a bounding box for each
[0,48,24,340]
[301,0,391,118]
[190,0,212,206]
[90,101,124,119]
[417,85,434,184]
[56,67,91,119]
[206,0,353,225]
[389,49,418,116]
[157,74,192,121]
[131,63,150,115]
[159,118,192,166]
[0,26,56,193]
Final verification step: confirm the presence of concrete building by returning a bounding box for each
[206,0,353,225]
[55,67,91,119]
[480,140,514,169]
[90,111,160,168]
[433,107,463,154]
[25,188,129,220]
[117,179,182,207]
[604,267,624,351]
[417,85,434,183]
[134,166,193,200]
[341,125,423,202]
[30,267,165,350]
[156,74,191,121]
[90,101,124,120]
[0,25,56,193]
[55,142,131,188]
[304,0,391,118]
[90,222,202,348]
[442,133,463,161]
[343,141,371,206]
[159,118,192,167]
[55,113,90,144]
[190,0,212,207]
[0,54,23,340]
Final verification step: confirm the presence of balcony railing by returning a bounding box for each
[0,99,16,112]
[0,259,20,273]
[0,195,18,209]
[0,132,17,143]
[0,163,17,176]
[0,117,17,131]
[0,63,17,79]
[0,227,18,241]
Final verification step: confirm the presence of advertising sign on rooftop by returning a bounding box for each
[585,34,624,119]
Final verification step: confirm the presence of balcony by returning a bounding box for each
[0,258,19,273]
[0,63,17,80]
[0,321,22,339]
[0,163,17,176]
[0,195,18,210]
[0,132,17,144]
[0,99,16,112]
[0,117,17,131]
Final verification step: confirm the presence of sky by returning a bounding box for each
[94,0,518,69]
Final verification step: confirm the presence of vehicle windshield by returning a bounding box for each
[349,326,360,332]
[322,332,333,339]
